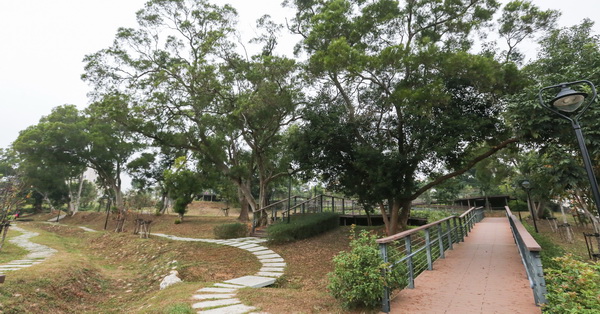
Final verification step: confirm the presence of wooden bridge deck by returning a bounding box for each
[388,217,541,314]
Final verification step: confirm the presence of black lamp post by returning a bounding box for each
[538,80,600,219]
[521,180,539,233]
[287,167,294,224]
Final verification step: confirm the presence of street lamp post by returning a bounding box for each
[521,180,539,233]
[287,167,294,224]
[538,80,600,219]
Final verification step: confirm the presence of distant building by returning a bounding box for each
[453,195,513,210]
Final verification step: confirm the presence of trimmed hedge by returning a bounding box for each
[213,223,248,239]
[267,212,339,243]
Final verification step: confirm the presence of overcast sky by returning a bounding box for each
[1,0,599,150]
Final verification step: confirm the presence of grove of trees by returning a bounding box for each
[3,0,600,235]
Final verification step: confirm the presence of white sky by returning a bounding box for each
[0,0,599,150]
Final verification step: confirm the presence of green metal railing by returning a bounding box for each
[505,206,547,305]
[376,206,485,313]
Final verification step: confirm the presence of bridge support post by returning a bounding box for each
[379,243,391,313]
[405,236,415,289]
[446,220,453,250]
[438,225,445,259]
[425,229,433,270]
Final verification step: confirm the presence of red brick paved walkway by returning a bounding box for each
[388,217,541,314]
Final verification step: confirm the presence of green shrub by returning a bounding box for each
[267,212,339,243]
[544,254,600,313]
[328,227,407,309]
[214,223,248,239]
[411,209,452,223]
[174,219,181,224]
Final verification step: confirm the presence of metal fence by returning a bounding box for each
[376,207,485,313]
[504,206,547,305]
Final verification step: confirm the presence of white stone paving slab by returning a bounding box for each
[260,267,284,272]
[214,283,245,289]
[237,244,259,249]
[191,294,236,300]
[262,262,286,267]
[259,258,284,263]
[224,276,276,288]
[257,272,283,278]
[246,246,268,252]
[256,254,281,260]
[252,250,276,255]
[199,304,257,314]
[192,298,241,309]
[0,264,31,268]
[198,287,238,293]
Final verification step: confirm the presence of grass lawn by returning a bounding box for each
[0,228,29,263]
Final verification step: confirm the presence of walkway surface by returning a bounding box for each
[388,217,541,314]
[0,224,57,275]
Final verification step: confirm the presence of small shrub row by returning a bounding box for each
[267,212,339,243]
[213,223,248,239]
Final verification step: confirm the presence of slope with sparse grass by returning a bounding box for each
[0,219,260,313]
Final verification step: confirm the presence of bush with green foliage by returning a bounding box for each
[544,254,600,313]
[267,212,339,243]
[411,209,452,223]
[213,223,248,239]
[328,227,406,309]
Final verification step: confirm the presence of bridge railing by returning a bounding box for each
[376,206,485,313]
[504,206,547,306]
[253,194,367,230]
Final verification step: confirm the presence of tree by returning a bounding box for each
[0,149,28,251]
[82,1,303,223]
[497,0,559,63]
[164,157,205,221]
[127,147,184,213]
[14,104,141,229]
[287,0,523,234]
[506,20,600,228]
[13,106,87,215]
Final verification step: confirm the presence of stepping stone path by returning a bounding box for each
[15,222,281,314]
[152,234,285,314]
[0,225,57,276]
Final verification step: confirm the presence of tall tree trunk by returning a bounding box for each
[397,199,411,232]
[42,194,57,212]
[71,173,85,216]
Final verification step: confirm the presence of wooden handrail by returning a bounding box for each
[376,216,455,244]
[459,206,479,218]
[505,206,542,252]
[252,198,288,213]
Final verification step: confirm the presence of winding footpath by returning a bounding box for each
[152,233,285,313]
[5,218,282,314]
[0,224,57,275]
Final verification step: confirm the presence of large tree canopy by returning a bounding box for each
[83,0,303,223]
[287,0,531,234]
